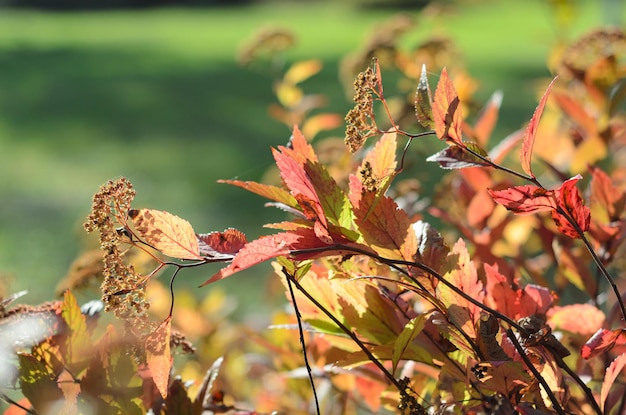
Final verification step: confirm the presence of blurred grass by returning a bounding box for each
[0,0,614,312]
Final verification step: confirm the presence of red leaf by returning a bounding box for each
[601,353,626,412]
[521,76,557,178]
[145,316,173,399]
[433,67,463,145]
[582,328,626,359]
[552,174,591,238]
[488,185,557,215]
[484,263,554,320]
[197,228,247,260]
[201,228,373,285]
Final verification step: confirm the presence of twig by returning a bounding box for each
[282,267,321,415]
[506,329,567,415]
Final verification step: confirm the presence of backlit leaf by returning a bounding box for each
[521,76,557,178]
[488,185,557,215]
[433,67,463,145]
[197,228,247,260]
[146,316,172,399]
[415,64,434,129]
[283,59,322,85]
[218,179,298,208]
[61,291,91,372]
[129,209,201,260]
[392,316,426,373]
[601,353,626,412]
[472,90,502,146]
[426,143,490,170]
[582,328,626,359]
[360,131,398,193]
[547,304,605,337]
[437,239,483,338]
[552,174,591,238]
[589,165,626,221]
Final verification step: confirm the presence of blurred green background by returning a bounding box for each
[0,0,621,312]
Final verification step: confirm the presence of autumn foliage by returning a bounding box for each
[4,17,626,415]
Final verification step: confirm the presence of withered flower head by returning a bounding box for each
[84,178,154,338]
[345,66,379,153]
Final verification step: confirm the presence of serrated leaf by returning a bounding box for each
[426,144,490,170]
[433,67,463,145]
[437,239,483,339]
[488,185,557,215]
[129,209,201,260]
[146,316,172,399]
[551,174,591,238]
[521,76,557,178]
[350,179,417,262]
[392,316,426,373]
[601,353,626,412]
[218,179,298,208]
[415,64,434,129]
[61,291,91,373]
[582,328,626,359]
[197,228,247,260]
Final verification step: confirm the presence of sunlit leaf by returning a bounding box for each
[360,131,398,193]
[283,59,322,85]
[145,316,172,399]
[392,316,426,373]
[129,209,202,260]
[415,64,434,129]
[601,353,626,412]
[218,180,298,208]
[582,328,626,359]
[302,113,343,139]
[197,228,247,260]
[472,90,502,146]
[488,185,557,215]
[433,67,463,145]
[61,290,91,373]
[548,304,605,337]
[552,174,590,238]
[426,143,490,170]
[521,76,557,178]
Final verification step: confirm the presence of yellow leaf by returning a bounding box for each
[570,134,607,173]
[283,59,322,85]
[129,209,201,260]
[275,81,303,108]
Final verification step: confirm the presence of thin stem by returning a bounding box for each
[464,142,626,322]
[282,268,404,392]
[283,268,321,415]
[553,354,601,415]
[168,266,182,317]
[506,329,567,415]
[290,244,524,332]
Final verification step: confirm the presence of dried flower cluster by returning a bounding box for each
[84,178,154,337]
[345,66,379,153]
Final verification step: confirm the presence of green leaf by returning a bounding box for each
[415,64,435,129]
[392,315,426,373]
[61,290,91,373]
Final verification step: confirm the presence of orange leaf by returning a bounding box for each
[601,353,626,413]
[437,239,483,338]
[521,76,557,178]
[472,90,502,146]
[433,67,463,145]
[218,179,298,208]
[129,209,201,260]
[146,316,172,399]
[547,304,605,337]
